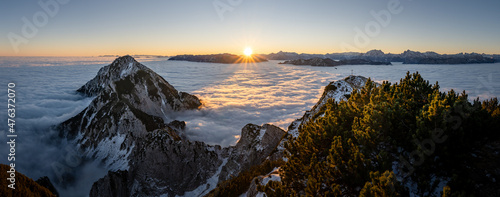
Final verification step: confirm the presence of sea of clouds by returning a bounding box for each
[0,57,499,195]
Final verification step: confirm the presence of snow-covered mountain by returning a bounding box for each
[57,56,286,196]
[58,55,203,170]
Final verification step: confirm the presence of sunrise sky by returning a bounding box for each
[1,0,499,56]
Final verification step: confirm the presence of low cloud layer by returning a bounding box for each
[0,57,498,196]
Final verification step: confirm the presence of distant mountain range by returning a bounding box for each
[104,50,499,65]
[279,57,391,66]
[168,53,268,63]
[263,49,499,64]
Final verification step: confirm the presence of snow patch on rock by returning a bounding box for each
[86,133,133,171]
[178,158,229,197]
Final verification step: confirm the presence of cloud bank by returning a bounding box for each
[0,57,498,196]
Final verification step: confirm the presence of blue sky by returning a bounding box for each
[1,0,499,56]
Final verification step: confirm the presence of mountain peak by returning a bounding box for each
[76,56,148,96]
[59,56,202,170]
[111,55,137,66]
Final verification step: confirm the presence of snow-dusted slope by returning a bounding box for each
[287,75,368,137]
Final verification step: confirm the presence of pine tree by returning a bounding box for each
[265,72,500,196]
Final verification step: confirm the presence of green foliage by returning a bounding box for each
[0,164,56,197]
[324,83,338,93]
[265,72,500,196]
[442,185,451,197]
[360,171,402,197]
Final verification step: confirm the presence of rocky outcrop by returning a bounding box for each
[89,170,129,197]
[87,128,226,197]
[126,129,225,196]
[169,53,268,63]
[218,124,285,182]
[279,58,391,66]
[89,124,285,197]
[245,167,281,197]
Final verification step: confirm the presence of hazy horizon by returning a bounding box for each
[1,0,499,56]
[2,48,500,58]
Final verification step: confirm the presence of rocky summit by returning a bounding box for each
[57,56,286,196]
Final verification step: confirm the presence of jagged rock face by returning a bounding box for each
[89,170,129,197]
[89,124,285,197]
[126,129,225,196]
[218,124,285,182]
[77,55,201,112]
[87,128,225,197]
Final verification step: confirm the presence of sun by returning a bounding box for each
[243,47,253,56]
